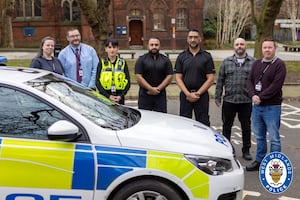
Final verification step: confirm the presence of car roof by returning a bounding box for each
[0,66,50,83]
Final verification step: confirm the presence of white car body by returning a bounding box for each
[0,67,244,200]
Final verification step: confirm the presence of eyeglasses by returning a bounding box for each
[188,36,200,39]
[68,34,80,38]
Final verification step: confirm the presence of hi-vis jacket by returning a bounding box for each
[99,58,128,90]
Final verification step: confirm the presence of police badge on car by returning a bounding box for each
[259,152,293,194]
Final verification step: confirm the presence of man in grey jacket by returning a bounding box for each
[215,38,255,160]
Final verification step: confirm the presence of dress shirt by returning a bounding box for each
[58,43,99,88]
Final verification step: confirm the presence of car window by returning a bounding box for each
[0,86,67,139]
[29,74,141,130]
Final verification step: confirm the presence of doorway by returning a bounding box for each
[129,20,143,46]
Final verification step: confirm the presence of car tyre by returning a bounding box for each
[111,179,184,200]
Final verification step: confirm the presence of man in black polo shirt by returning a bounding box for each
[175,29,215,126]
[135,37,173,113]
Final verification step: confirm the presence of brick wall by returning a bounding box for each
[9,0,203,49]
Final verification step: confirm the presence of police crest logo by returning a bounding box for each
[270,160,282,184]
[259,152,293,194]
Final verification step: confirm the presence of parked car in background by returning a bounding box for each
[0,56,7,66]
[0,66,244,200]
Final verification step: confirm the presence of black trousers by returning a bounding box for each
[222,101,252,152]
[138,89,167,113]
[179,91,210,126]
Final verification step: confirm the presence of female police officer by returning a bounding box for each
[96,38,130,105]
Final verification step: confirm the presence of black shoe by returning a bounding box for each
[246,161,261,171]
[242,152,253,160]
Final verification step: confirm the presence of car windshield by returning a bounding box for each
[26,74,141,130]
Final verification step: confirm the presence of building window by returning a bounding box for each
[62,0,81,22]
[130,9,141,16]
[63,1,70,21]
[153,11,165,30]
[16,0,41,17]
[151,0,166,31]
[176,8,187,30]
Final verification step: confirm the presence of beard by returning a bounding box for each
[235,48,246,56]
[189,43,199,49]
[149,48,159,55]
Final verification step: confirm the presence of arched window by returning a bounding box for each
[63,1,70,21]
[16,0,41,17]
[72,1,81,21]
[130,9,141,16]
[151,0,167,31]
[153,11,165,30]
[61,0,81,22]
[176,8,188,30]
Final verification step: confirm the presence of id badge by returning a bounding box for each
[255,81,262,92]
[111,85,116,93]
[79,69,83,77]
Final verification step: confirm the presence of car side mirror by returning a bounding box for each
[48,120,80,141]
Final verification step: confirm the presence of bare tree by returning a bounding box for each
[77,0,111,57]
[250,0,284,58]
[216,1,222,48]
[0,0,15,48]
[216,0,251,47]
[285,0,300,41]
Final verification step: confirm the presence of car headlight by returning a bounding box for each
[184,154,233,176]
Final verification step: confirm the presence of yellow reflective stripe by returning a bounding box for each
[183,170,209,199]
[147,151,209,199]
[0,139,75,189]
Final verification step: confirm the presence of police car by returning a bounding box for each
[0,56,7,66]
[0,66,243,200]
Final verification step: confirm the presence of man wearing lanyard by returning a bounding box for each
[58,28,99,89]
[246,38,286,171]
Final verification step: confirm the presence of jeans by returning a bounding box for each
[222,102,252,153]
[252,104,282,162]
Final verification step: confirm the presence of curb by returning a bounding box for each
[283,96,300,102]
[0,48,38,52]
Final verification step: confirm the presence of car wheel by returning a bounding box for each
[111,179,184,200]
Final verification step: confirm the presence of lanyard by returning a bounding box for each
[70,46,81,57]
[48,59,55,71]
[42,56,56,72]
[257,57,277,81]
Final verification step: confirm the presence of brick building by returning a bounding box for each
[110,0,204,49]
[3,0,204,49]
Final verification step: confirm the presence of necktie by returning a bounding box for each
[75,48,82,83]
